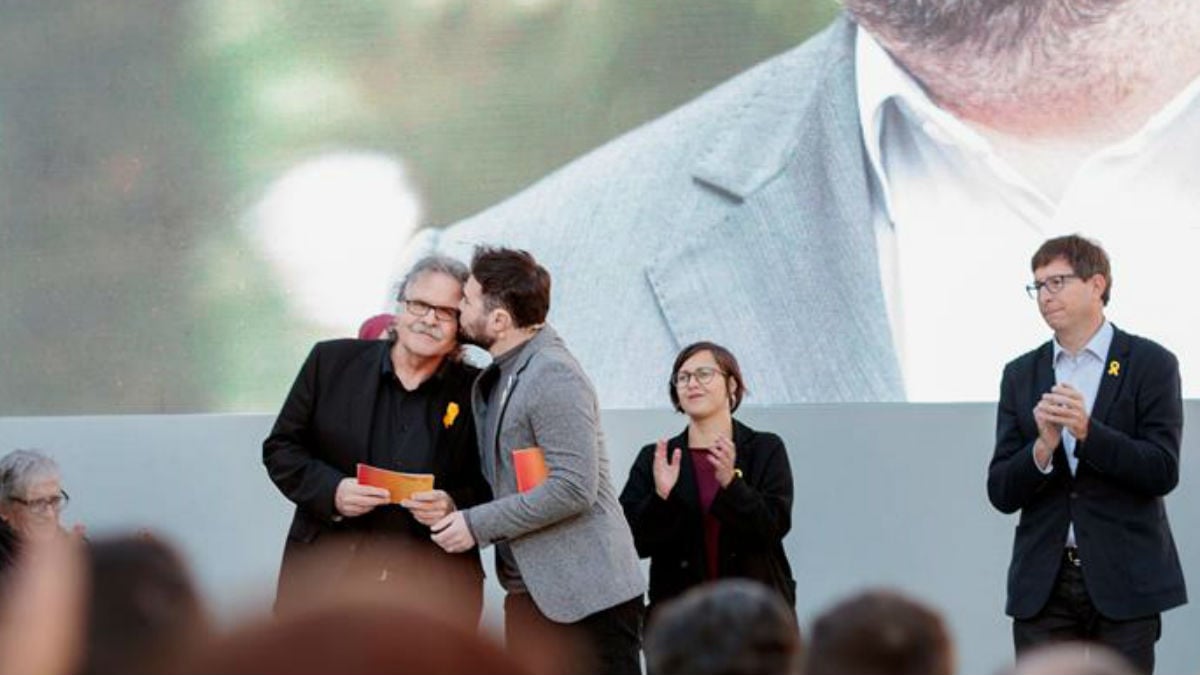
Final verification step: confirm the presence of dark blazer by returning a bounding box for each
[619,419,794,612]
[988,326,1187,620]
[263,339,490,614]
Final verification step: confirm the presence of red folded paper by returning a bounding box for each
[513,447,548,493]
[356,463,434,503]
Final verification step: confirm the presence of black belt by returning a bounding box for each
[1064,546,1082,567]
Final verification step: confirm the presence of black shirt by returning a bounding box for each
[363,342,444,538]
[372,344,440,473]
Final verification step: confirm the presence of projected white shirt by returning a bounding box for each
[855,27,1200,401]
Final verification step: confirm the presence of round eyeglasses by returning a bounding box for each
[672,367,723,388]
[403,299,459,323]
[1025,274,1080,300]
[9,490,69,517]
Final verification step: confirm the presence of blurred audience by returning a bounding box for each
[184,599,532,675]
[804,588,954,675]
[1001,642,1139,675]
[80,535,211,675]
[644,579,801,675]
[0,531,86,675]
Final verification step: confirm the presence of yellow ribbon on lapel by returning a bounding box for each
[443,402,460,428]
[1107,360,1120,377]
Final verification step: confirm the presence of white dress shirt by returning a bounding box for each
[1035,320,1113,546]
[856,27,1200,401]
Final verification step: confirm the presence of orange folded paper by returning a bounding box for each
[356,463,435,504]
[513,447,549,493]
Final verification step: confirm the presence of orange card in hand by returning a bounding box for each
[356,463,435,504]
[513,447,549,493]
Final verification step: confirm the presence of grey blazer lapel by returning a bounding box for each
[490,329,553,456]
[646,16,902,402]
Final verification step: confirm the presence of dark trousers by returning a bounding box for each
[505,592,643,675]
[1013,552,1160,674]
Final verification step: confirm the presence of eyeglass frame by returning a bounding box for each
[1025,273,1081,300]
[672,367,725,388]
[8,489,70,516]
[402,298,460,323]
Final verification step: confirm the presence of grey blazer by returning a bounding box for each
[465,326,645,623]
[400,14,900,408]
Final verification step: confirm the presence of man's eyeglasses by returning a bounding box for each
[403,299,459,323]
[1025,274,1080,300]
[673,367,723,388]
[9,490,69,517]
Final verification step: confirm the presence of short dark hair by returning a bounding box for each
[645,580,802,675]
[804,588,954,675]
[1031,234,1111,305]
[469,246,551,329]
[668,342,748,413]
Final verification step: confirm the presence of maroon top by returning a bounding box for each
[689,448,722,580]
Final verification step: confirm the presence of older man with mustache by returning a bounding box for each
[263,255,491,622]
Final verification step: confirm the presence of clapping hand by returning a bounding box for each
[1038,383,1090,441]
[707,434,738,488]
[652,439,681,500]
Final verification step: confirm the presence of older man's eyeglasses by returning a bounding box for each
[403,299,459,323]
[10,490,70,516]
[673,367,723,388]
[1025,274,1080,300]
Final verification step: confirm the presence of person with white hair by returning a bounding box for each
[0,449,72,575]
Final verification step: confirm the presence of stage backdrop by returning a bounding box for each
[6,0,1198,414]
[2,402,1197,674]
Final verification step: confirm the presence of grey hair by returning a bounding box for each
[395,255,469,302]
[0,449,61,502]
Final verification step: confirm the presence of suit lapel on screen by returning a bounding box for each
[645,19,901,401]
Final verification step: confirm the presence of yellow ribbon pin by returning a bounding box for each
[1107,360,1120,377]
[443,402,460,428]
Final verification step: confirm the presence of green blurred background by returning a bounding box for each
[0,0,839,414]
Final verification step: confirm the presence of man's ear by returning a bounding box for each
[490,307,513,334]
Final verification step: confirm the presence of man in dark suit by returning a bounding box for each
[263,255,490,621]
[988,235,1187,673]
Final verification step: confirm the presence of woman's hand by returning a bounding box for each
[708,434,738,488]
[652,439,681,500]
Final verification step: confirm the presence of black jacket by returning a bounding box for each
[988,327,1187,620]
[263,339,490,614]
[619,419,794,612]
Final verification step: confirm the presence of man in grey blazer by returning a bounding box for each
[399,1,1200,407]
[431,247,645,675]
